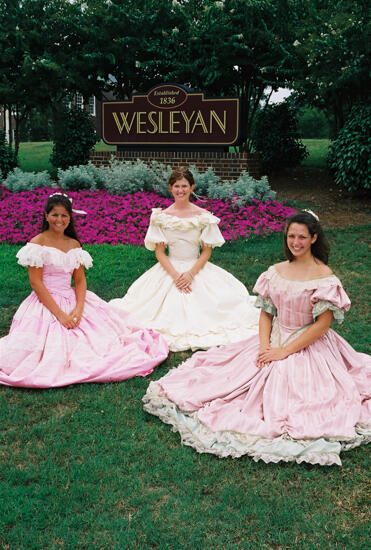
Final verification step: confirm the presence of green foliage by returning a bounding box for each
[291,0,370,132]
[58,162,105,191]
[328,104,370,194]
[298,106,331,139]
[173,0,301,151]
[252,103,308,173]
[0,130,17,179]
[3,167,51,192]
[51,105,98,170]
[101,158,162,195]
[234,173,276,204]
[3,158,277,205]
[208,173,276,205]
[190,165,220,196]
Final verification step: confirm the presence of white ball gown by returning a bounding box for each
[110,208,260,352]
[0,243,168,388]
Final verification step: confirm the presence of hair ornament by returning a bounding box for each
[303,209,319,221]
[48,192,87,216]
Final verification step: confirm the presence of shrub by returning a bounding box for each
[328,104,370,194]
[190,165,220,195]
[234,173,276,205]
[252,103,308,172]
[148,160,172,197]
[51,105,98,169]
[58,162,105,191]
[207,180,235,201]
[208,173,276,206]
[101,158,160,195]
[0,130,17,179]
[3,167,52,192]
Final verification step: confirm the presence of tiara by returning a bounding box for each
[49,192,87,216]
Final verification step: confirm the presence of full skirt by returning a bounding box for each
[143,330,371,466]
[0,288,168,388]
[110,259,260,352]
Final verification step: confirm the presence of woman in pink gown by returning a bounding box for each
[143,211,371,466]
[0,194,168,388]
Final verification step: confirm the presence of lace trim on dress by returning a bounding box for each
[263,265,343,292]
[16,243,93,272]
[255,295,277,316]
[312,300,345,324]
[150,207,221,230]
[143,381,371,466]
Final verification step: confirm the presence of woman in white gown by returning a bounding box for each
[110,168,260,351]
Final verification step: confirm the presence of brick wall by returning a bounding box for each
[89,150,260,180]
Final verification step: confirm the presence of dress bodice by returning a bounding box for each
[254,266,351,344]
[16,243,93,297]
[144,208,225,261]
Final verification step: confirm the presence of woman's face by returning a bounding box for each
[45,204,70,234]
[169,177,194,203]
[286,222,317,258]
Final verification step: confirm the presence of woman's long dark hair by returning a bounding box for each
[283,211,329,264]
[42,194,81,243]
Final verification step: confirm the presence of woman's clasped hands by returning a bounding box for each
[174,271,194,294]
[56,307,83,329]
[256,346,289,368]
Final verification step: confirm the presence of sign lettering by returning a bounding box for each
[102,84,239,146]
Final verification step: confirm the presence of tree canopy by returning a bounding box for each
[1,0,369,154]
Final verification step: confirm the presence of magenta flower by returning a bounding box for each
[0,185,295,245]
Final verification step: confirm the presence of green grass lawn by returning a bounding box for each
[302,139,331,168]
[17,141,116,173]
[0,228,369,549]
[17,139,329,174]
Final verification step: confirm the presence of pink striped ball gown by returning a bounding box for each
[0,243,168,388]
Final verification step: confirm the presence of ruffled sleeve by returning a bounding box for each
[16,243,45,268]
[144,209,168,251]
[16,243,93,272]
[311,279,351,324]
[253,267,277,316]
[199,213,225,248]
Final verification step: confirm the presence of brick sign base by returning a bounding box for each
[89,150,260,181]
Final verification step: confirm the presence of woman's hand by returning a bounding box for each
[256,346,289,367]
[56,311,79,330]
[69,306,83,327]
[175,272,193,294]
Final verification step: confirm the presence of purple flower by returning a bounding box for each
[0,185,295,245]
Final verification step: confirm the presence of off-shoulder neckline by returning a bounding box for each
[158,208,209,220]
[273,265,336,282]
[27,242,82,255]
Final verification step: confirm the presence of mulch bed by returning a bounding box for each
[270,167,371,228]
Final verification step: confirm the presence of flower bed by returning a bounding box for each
[0,186,295,245]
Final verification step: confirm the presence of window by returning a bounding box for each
[88,96,96,116]
[76,93,84,109]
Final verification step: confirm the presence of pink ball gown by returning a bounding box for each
[143,265,371,466]
[0,243,168,388]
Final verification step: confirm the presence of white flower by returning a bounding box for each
[293,40,301,47]
[172,27,179,34]
[215,1,224,8]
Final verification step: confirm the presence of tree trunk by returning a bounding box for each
[7,105,13,146]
